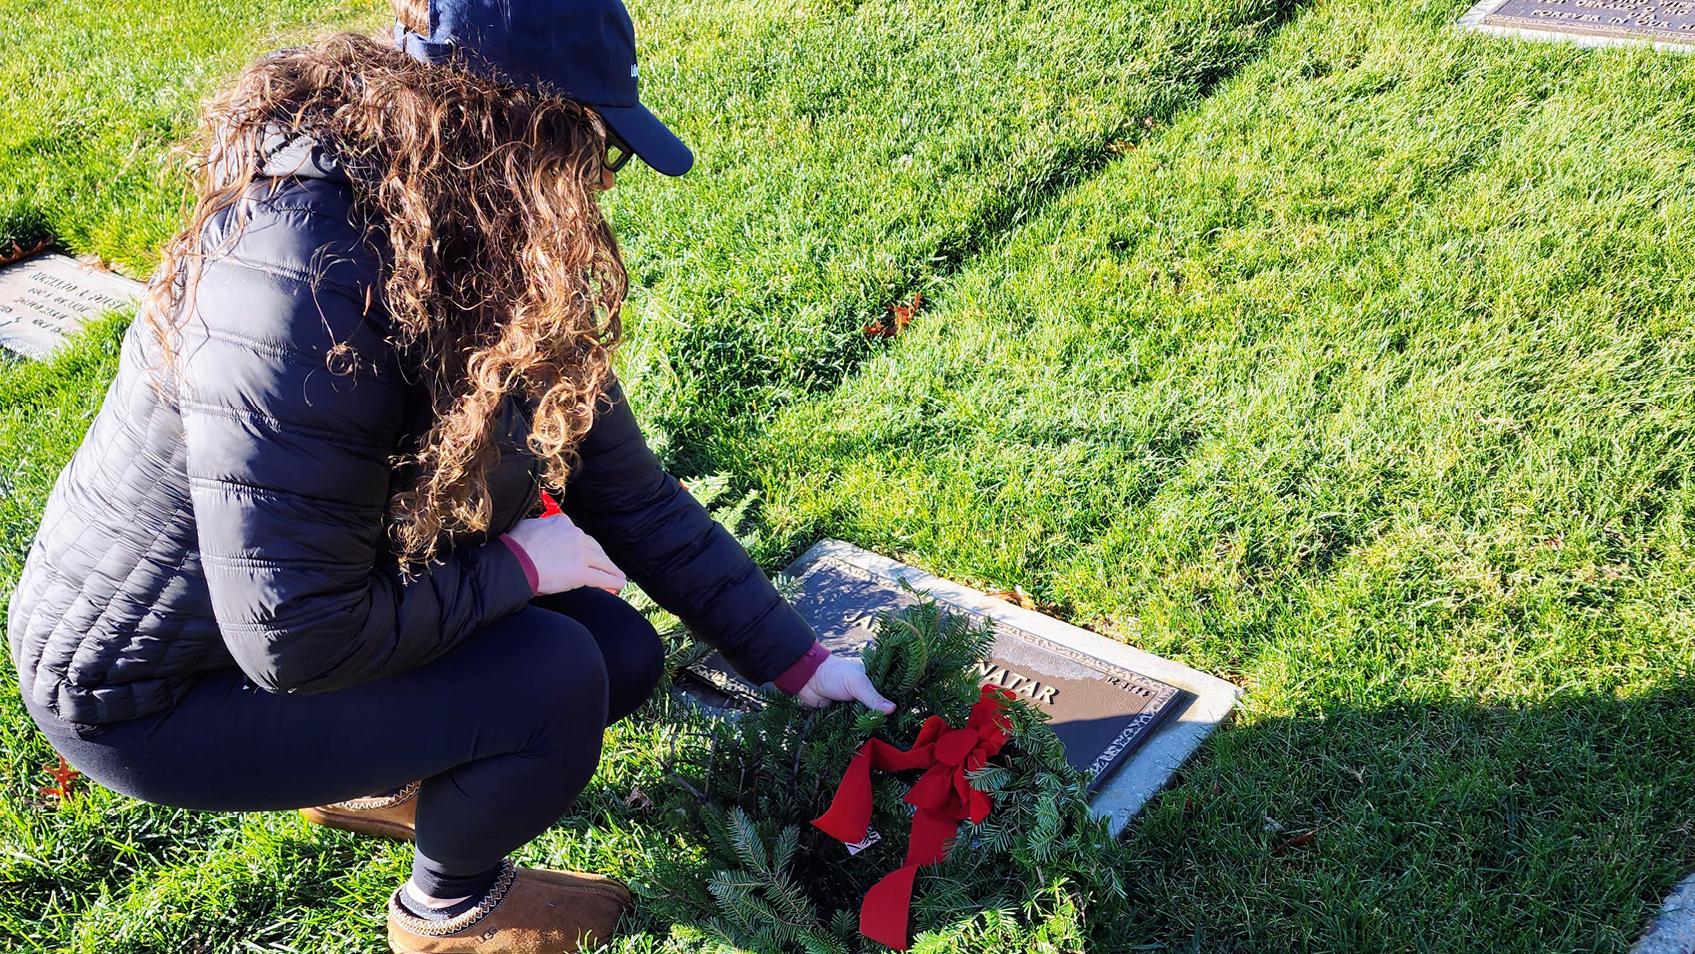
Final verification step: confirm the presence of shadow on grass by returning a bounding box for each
[1124,678,1695,953]
[649,0,1319,482]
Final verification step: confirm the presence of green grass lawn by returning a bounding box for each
[3,0,1695,948]
[0,0,374,271]
[603,0,1298,467]
[753,0,1695,946]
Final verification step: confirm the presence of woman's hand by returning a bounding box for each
[796,655,896,713]
[502,514,627,596]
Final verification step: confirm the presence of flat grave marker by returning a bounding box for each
[1460,0,1695,49]
[0,254,143,360]
[678,540,1240,835]
[1633,871,1695,954]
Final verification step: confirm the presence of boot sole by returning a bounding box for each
[387,885,631,953]
[389,931,619,954]
[299,807,416,842]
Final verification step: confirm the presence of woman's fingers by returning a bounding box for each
[849,672,896,713]
[580,534,619,572]
[582,564,626,592]
[571,532,624,589]
[792,655,895,712]
[579,531,609,558]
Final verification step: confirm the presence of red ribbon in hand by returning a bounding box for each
[536,490,563,518]
[811,685,1014,950]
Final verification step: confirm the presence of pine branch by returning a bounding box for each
[727,807,770,874]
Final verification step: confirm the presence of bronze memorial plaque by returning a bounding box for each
[0,254,142,360]
[680,549,1191,791]
[1480,0,1695,44]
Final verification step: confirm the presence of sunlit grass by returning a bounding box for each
[3,0,1694,948]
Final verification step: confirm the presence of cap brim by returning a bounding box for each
[599,103,693,177]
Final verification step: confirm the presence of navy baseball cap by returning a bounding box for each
[395,0,693,176]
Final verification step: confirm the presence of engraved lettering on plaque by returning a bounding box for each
[1479,0,1695,42]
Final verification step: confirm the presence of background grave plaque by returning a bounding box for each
[0,254,143,360]
[678,540,1240,834]
[1460,0,1695,48]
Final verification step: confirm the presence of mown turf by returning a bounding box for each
[751,0,1695,947]
[0,0,1303,949]
[4,0,1300,452]
[0,0,374,272]
[605,0,1299,469]
[5,0,1695,947]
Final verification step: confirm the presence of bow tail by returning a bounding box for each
[849,805,961,950]
[859,863,921,950]
[905,805,963,867]
[812,742,880,844]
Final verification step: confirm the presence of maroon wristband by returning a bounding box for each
[499,534,540,595]
[773,641,831,695]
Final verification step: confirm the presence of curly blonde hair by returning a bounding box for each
[143,27,628,570]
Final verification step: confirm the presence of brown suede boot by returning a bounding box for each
[299,781,419,841]
[386,860,631,954]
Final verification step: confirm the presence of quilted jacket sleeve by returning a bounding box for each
[559,381,816,684]
[177,191,535,695]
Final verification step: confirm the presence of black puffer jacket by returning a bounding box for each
[6,138,814,729]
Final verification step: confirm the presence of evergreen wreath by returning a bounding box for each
[645,595,1135,952]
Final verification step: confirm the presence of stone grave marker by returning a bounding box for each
[677,540,1240,835]
[1460,0,1695,49]
[1633,871,1695,954]
[0,254,144,360]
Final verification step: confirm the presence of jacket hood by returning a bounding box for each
[257,129,349,184]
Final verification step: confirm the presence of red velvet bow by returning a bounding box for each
[811,685,1014,950]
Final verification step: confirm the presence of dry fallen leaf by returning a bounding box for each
[1,237,51,269]
[623,785,653,811]
[1274,829,1319,855]
[890,292,922,332]
[865,292,924,339]
[985,586,1037,610]
[37,756,80,805]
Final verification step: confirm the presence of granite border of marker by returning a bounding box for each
[1634,872,1695,954]
[1457,0,1695,52]
[795,540,1241,837]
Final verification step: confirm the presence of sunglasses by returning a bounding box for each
[604,128,634,173]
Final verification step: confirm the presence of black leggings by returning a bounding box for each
[28,588,664,899]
